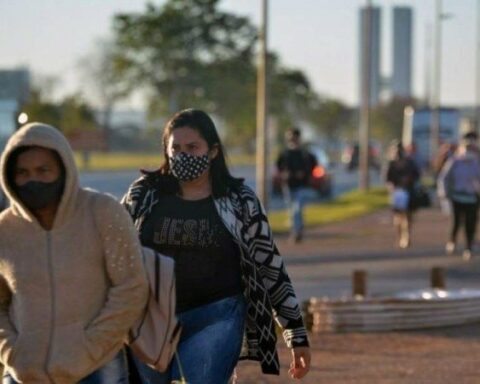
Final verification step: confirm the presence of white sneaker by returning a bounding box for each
[399,236,410,249]
[463,249,472,261]
[445,242,455,255]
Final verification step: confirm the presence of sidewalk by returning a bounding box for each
[236,207,480,383]
[281,207,480,301]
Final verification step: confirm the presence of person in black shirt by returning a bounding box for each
[123,110,311,383]
[386,141,420,248]
[276,128,317,243]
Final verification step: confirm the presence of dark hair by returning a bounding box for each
[286,127,301,138]
[391,140,405,160]
[159,109,243,197]
[6,145,66,192]
[463,131,478,141]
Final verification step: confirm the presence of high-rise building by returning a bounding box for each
[359,6,381,107]
[392,7,413,99]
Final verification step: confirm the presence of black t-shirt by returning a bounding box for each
[276,148,317,190]
[140,194,243,313]
[386,157,420,189]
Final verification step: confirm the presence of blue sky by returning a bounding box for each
[0,0,477,107]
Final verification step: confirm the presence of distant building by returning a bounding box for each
[0,68,31,146]
[0,100,19,140]
[392,7,413,99]
[359,6,381,107]
[0,68,30,105]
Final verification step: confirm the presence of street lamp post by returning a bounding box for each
[256,0,269,208]
[476,0,480,132]
[359,0,372,191]
[424,23,432,105]
[430,0,442,168]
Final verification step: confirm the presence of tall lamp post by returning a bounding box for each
[256,0,269,208]
[430,0,442,168]
[424,23,432,106]
[476,0,480,132]
[359,0,372,191]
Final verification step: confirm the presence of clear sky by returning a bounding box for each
[0,0,477,107]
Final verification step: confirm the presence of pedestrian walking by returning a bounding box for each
[275,127,317,243]
[0,123,148,383]
[437,139,480,260]
[122,109,310,383]
[386,141,421,248]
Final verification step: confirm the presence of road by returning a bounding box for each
[79,165,382,209]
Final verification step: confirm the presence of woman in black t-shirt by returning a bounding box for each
[123,109,310,383]
[386,141,421,249]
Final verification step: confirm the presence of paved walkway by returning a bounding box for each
[282,207,480,301]
[236,206,480,383]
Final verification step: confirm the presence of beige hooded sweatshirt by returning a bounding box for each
[0,123,148,383]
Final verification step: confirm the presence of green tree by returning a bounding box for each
[22,89,98,135]
[22,89,61,127]
[59,95,98,135]
[80,39,131,143]
[311,99,353,142]
[111,0,351,147]
[270,65,313,129]
[371,97,418,143]
[112,0,257,114]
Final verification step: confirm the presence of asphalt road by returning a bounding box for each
[79,165,382,210]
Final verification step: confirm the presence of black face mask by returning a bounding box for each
[16,178,65,211]
[169,152,210,182]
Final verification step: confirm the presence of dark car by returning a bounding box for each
[342,141,381,171]
[272,145,333,197]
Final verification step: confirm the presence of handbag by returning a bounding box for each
[410,185,431,209]
[128,247,182,372]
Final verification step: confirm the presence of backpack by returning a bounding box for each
[128,247,182,372]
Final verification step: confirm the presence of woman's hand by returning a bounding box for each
[288,346,311,379]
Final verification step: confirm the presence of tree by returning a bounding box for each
[79,39,131,147]
[110,0,350,148]
[310,100,353,142]
[112,0,257,114]
[21,89,61,128]
[270,64,313,130]
[268,59,353,145]
[59,95,98,135]
[371,97,419,143]
[22,88,98,135]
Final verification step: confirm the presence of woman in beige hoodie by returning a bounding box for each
[0,123,148,383]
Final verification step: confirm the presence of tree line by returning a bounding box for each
[21,0,417,151]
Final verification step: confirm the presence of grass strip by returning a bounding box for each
[74,152,162,171]
[268,187,389,233]
[74,151,256,171]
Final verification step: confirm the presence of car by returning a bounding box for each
[272,145,333,197]
[342,141,381,171]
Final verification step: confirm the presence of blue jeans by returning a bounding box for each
[285,187,310,236]
[3,350,128,384]
[134,294,246,384]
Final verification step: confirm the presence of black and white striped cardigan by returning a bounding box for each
[122,173,309,375]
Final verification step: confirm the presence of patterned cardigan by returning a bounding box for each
[121,173,309,375]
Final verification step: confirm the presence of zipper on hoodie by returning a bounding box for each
[44,232,56,383]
